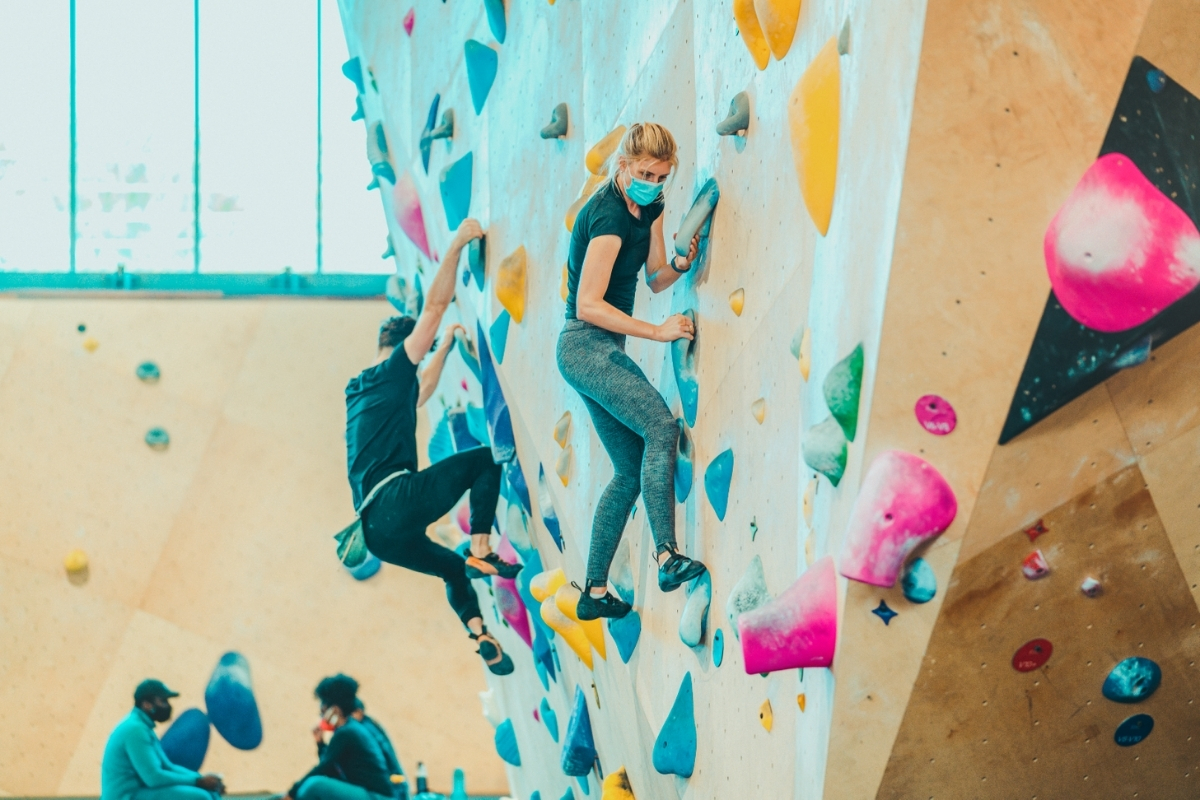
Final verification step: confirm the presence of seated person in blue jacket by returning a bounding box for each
[285,675,394,800]
[312,697,406,798]
[100,679,226,800]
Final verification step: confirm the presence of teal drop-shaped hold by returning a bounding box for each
[494,718,520,766]
[136,361,160,383]
[675,419,694,503]
[205,652,262,750]
[704,448,734,521]
[901,558,937,604]
[713,628,724,667]
[439,152,473,231]
[483,0,506,43]
[450,768,468,800]
[608,610,641,663]
[539,697,559,742]
[561,686,596,777]
[1103,657,1162,704]
[465,40,499,115]
[145,427,170,451]
[490,310,511,365]
[385,273,408,314]
[578,774,589,795]
[654,672,696,778]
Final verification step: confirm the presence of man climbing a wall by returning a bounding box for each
[345,218,520,676]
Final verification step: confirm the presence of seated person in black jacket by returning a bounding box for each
[313,698,406,799]
[285,675,394,800]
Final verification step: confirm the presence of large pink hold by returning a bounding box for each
[1045,152,1200,332]
[393,171,434,259]
[494,534,532,648]
[838,451,957,588]
[737,556,837,674]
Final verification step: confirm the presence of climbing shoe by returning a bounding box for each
[658,551,708,592]
[472,629,514,676]
[465,552,523,580]
[574,585,632,621]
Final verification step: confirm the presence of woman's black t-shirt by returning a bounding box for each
[565,181,664,319]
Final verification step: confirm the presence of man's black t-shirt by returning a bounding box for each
[565,181,664,320]
[346,347,419,509]
[289,718,393,796]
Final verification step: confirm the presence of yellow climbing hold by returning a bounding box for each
[82,337,99,353]
[802,478,817,526]
[554,411,572,447]
[64,548,89,574]
[602,767,636,799]
[541,597,594,669]
[565,173,607,231]
[759,699,774,732]
[753,0,802,60]
[556,444,572,487]
[729,288,745,316]
[495,245,527,323]
[797,693,807,712]
[555,583,607,660]
[530,568,567,603]
[733,0,770,70]
[799,327,812,380]
[789,36,840,236]
[586,125,626,175]
[751,398,766,424]
[561,263,569,301]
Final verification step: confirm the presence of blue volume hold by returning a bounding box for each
[653,672,696,777]
[494,718,521,766]
[465,41,499,115]
[204,652,263,750]
[1103,657,1162,704]
[675,419,694,502]
[477,322,516,463]
[484,0,507,44]
[540,697,559,743]
[490,311,511,365]
[704,448,735,521]
[561,686,597,777]
[608,610,641,664]
[439,152,473,231]
[160,708,210,771]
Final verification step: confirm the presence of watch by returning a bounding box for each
[671,255,691,274]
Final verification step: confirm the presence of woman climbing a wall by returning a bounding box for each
[558,122,707,621]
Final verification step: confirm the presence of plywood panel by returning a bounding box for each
[878,465,1200,799]
[1135,0,1200,97]
[1107,323,1200,459]
[1140,424,1200,608]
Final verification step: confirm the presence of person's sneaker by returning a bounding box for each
[658,551,708,592]
[471,630,514,676]
[465,552,523,580]
[575,587,632,620]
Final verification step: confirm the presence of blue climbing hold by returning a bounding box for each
[494,718,521,766]
[1103,657,1162,704]
[716,92,750,136]
[532,621,556,689]
[341,57,365,93]
[531,793,541,800]
[477,322,516,463]
[679,571,711,648]
[465,41,499,115]
[429,411,456,464]
[465,403,490,447]
[439,152,473,232]
[454,331,483,381]
[484,0,507,44]
[1115,713,1154,746]
[561,686,597,776]
[1113,334,1153,369]
[505,458,532,515]
[136,361,160,384]
[671,310,699,426]
[559,790,574,800]
[578,774,590,795]
[385,274,408,314]
[653,672,696,778]
[901,558,937,604]
[608,610,641,664]
[347,552,382,581]
[872,600,898,625]
[469,236,486,289]
[371,161,396,186]
[541,103,569,139]
[675,419,694,502]
[538,465,564,552]
[204,652,263,750]
[713,628,724,667]
[1146,68,1167,93]
[540,697,559,743]
[450,768,468,800]
[490,311,511,365]
[420,94,441,173]
[704,449,734,521]
[145,427,170,451]
[160,708,210,771]
[351,95,364,122]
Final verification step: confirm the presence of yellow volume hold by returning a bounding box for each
[754,0,803,60]
[495,245,527,323]
[789,37,840,235]
[733,0,770,70]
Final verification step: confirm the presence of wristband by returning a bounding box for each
[671,256,691,274]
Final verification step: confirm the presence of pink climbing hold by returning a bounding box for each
[838,451,957,588]
[393,172,434,259]
[533,708,540,722]
[737,555,837,674]
[403,8,414,36]
[914,394,956,435]
[1045,152,1200,333]
[456,504,471,535]
[495,537,533,648]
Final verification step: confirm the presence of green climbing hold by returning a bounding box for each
[802,416,847,487]
[136,362,160,384]
[465,41,499,115]
[145,427,170,451]
[823,343,863,441]
[653,672,696,778]
[704,448,734,521]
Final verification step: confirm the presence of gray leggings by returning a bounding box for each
[557,319,679,585]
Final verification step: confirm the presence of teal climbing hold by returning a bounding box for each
[540,697,559,743]
[484,0,506,44]
[541,103,569,139]
[531,794,541,800]
[653,672,696,778]
[490,310,511,365]
[440,152,473,232]
[713,628,725,667]
[608,610,641,663]
[145,427,170,451]
[465,404,490,447]
[716,91,750,136]
[671,310,699,426]
[675,178,720,257]
[675,419,694,502]
[450,768,468,800]
[351,95,364,121]
[381,237,395,260]
[494,719,521,766]
[824,343,864,441]
[538,465,563,551]
[679,571,711,648]
[136,361,160,384]
[420,94,442,173]
[704,448,734,521]
[465,41,499,115]
[802,416,848,487]
[205,652,262,750]
[468,235,486,289]
[454,330,483,381]
[371,162,396,186]
[347,552,381,581]
[727,554,770,638]
[901,558,937,604]
[559,790,574,800]
[160,708,209,771]
[610,539,635,606]
[561,686,596,776]
[1103,657,1162,703]
[341,57,365,93]
[578,774,589,795]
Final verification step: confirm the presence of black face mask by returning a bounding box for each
[149,701,172,723]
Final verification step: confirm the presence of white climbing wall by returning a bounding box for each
[338,1,927,797]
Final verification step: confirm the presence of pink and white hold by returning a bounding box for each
[494,534,533,649]
[1045,152,1200,332]
[393,171,434,260]
[914,394,956,435]
[737,556,837,674]
[838,450,957,588]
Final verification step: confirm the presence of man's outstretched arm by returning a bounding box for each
[417,323,465,408]
[403,219,482,365]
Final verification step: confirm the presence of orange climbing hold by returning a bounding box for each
[797,693,807,712]
[789,37,840,235]
[495,245,527,323]
[729,288,745,316]
[733,0,770,70]
[586,126,626,175]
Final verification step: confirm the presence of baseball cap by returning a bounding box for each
[134,679,180,704]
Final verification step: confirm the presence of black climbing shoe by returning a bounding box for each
[471,630,514,676]
[574,584,632,621]
[658,551,708,593]
[465,552,523,580]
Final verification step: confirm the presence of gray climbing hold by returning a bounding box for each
[674,178,720,257]
[726,555,770,639]
[541,102,569,139]
[901,558,937,604]
[716,91,750,136]
[494,718,521,766]
[837,18,851,55]
[136,362,160,384]
[145,427,170,451]
[679,571,712,648]
[653,672,696,778]
[802,416,848,486]
[540,697,559,743]
[1103,657,1162,704]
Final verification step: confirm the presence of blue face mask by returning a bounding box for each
[625,175,664,206]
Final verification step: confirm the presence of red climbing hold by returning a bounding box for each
[1012,638,1053,672]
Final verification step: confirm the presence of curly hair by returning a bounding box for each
[314,674,359,713]
[379,316,417,349]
